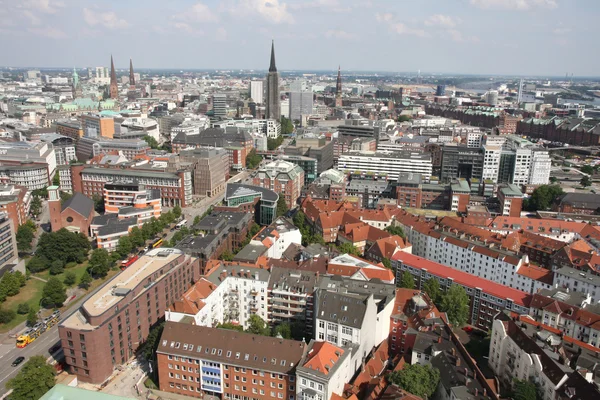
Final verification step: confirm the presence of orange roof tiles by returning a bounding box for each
[302,342,344,375]
[517,264,554,284]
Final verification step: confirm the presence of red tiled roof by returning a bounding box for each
[489,217,589,235]
[517,264,554,284]
[391,252,532,307]
[368,235,411,259]
[302,342,344,376]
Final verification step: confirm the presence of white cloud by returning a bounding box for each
[173,2,219,23]
[28,26,67,39]
[83,8,129,30]
[325,29,356,39]
[289,0,350,12]
[237,0,293,24]
[22,0,65,14]
[470,0,557,10]
[23,10,41,25]
[424,14,461,28]
[376,13,427,37]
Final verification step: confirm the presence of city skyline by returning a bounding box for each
[0,0,598,76]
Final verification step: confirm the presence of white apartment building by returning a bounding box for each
[489,317,569,400]
[529,149,552,185]
[482,145,502,182]
[249,80,264,105]
[296,341,357,400]
[466,131,483,148]
[504,135,551,186]
[337,151,432,181]
[252,217,301,259]
[554,267,600,303]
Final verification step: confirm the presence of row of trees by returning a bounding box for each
[7,355,55,400]
[217,315,305,341]
[267,136,284,151]
[399,272,470,327]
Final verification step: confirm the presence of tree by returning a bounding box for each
[0,308,16,324]
[88,248,111,277]
[280,116,294,135]
[581,176,592,187]
[273,323,292,339]
[36,229,90,264]
[423,278,442,304]
[0,272,22,300]
[52,173,60,186]
[30,196,42,217]
[7,355,55,400]
[549,176,558,184]
[290,320,306,341]
[512,379,538,400]
[129,227,145,248]
[387,364,440,399]
[580,165,594,175]
[91,194,105,213]
[17,303,30,314]
[385,225,406,239]
[42,277,67,308]
[26,308,38,326]
[399,271,415,289]
[246,149,263,169]
[26,256,49,273]
[59,191,73,204]
[140,321,165,359]
[524,185,564,211]
[220,250,234,262]
[276,196,288,217]
[117,236,133,258]
[440,284,470,327]
[336,242,361,257]
[382,258,392,270]
[79,271,93,289]
[193,215,201,225]
[247,315,270,336]
[267,136,284,151]
[397,115,412,123]
[293,210,305,228]
[49,260,64,275]
[16,221,36,253]
[143,135,159,149]
[172,205,182,219]
[216,322,244,332]
[64,271,76,286]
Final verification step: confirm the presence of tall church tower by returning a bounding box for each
[265,41,281,120]
[129,58,135,87]
[72,68,82,99]
[335,66,342,107]
[109,55,118,99]
[48,186,62,232]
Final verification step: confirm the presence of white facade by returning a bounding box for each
[337,151,432,181]
[249,80,264,105]
[528,150,551,185]
[482,145,501,182]
[254,225,302,260]
[554,267,600,303]
[513,148,532,186]
[466,131,483,148]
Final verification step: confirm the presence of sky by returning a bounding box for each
[0,0,598,76]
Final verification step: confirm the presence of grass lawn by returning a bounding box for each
[33,261,89,284]
[0,278,46,333]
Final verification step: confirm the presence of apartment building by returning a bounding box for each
[0,212,18,273]
[39,134,77,166]
[93,218,138,252]
[58,248,201,383]
[103,180,161,222]
[71,165,191,207]
[0,185,30,228]
[284,135,333,173]
[252,217,301,260]
[337,151,432,181]
[253,160,305,210]
[296,341,356,400]
[392,252,531,329]
[268,267,318,332]
[156,322,306,399]
[78,137,150,161]
[554,267,600,303]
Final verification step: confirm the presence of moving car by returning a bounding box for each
[12,357,25,367]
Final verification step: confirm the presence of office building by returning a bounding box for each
[0,185,30,228]
[216,183,278,226]
[276,154,318,185]
[284,134,333,173]
[440,144,483,183]
[81,114,115,139]
[486,90,499,106]
[39,134,77,166]
[265,41,281,120]
[58,249,201,383]
[212,94,227,119]
[156,322,305,399]
[103,180,162,223]
[289,91,313,122]
[249,80,264,104]
[56,120,84,141]
[179,147,229,198]
[338,151,432,181]
[0,164,50,191]
[482,145,502,182]
[253,160,304,209]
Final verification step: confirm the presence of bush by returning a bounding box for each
[63,271,76,286]
[17,303,30,315]
[49,260,65,275]
[65,262,78,269]
[0,308,16,324]
[26,256,49,273]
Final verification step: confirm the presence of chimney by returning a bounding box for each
[475,388,479,397]
[451,348,456,356]
[438,336,442,344]
[456,357,461,367]
[483,388,487,396]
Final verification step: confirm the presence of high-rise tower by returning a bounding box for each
[109,55,118,99]
[335,66,342,107]
[265,40,281,120]
[129,58,135,86]
[72,68,82,99]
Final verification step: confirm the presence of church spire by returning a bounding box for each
[109,55,118,99]
[129,58,135,86]
[269,40,277,73]
[336,65,342,95]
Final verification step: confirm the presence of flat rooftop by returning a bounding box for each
[62,248,184,329]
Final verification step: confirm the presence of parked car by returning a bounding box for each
[48,344,61,354]
[12,356,25,367]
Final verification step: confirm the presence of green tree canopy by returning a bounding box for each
[385,225,406,239]
[246,149,263,169]
[117,236,133,258]
[399,271,415,289]
[0,308,16,323]
[273,323,292,339]
[511,379,538,400]
[30,196,43,217]
[79,271,93,289]
[91,194,105,213]
[16,221,36,253]
[129,227,145,248]
[581,176,592,187]
[423,278,442,304]
[397,115,412,123]
[64,271,76,286]
[143,135,159,149]
[26,256,49,273]
[49,260,64,275]
[42,277,67,308]
[276,196,289,217]
[217,322,245,332]
[524,185,564,211]
[440,284,470,327]
[219,250,234,262]
[7,355,55,400]
[280,116,294,135]
[580,165,594,175]
[247,315,271,336]
[336,242,361,257]
[382,258,392,270]
[140,321,165,359]
[88,248,111,277]
[172,205,182,219]
[36,229,90,264]
[387,364,440,399]
[27,308,38,326]
[267,136,284,151]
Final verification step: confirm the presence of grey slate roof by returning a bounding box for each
[557,193,600,210]
[97,218,137,236]
[226,183,278,202]
[62,192,94,217]
[315,290,368,329]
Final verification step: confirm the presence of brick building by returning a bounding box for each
[0,185,30,228]
[253,160,305,209]
[48,186,95,235]
[497,184,523,217]
[58,248,201,383]
[156,322,306,399]
[553,193,600,215]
